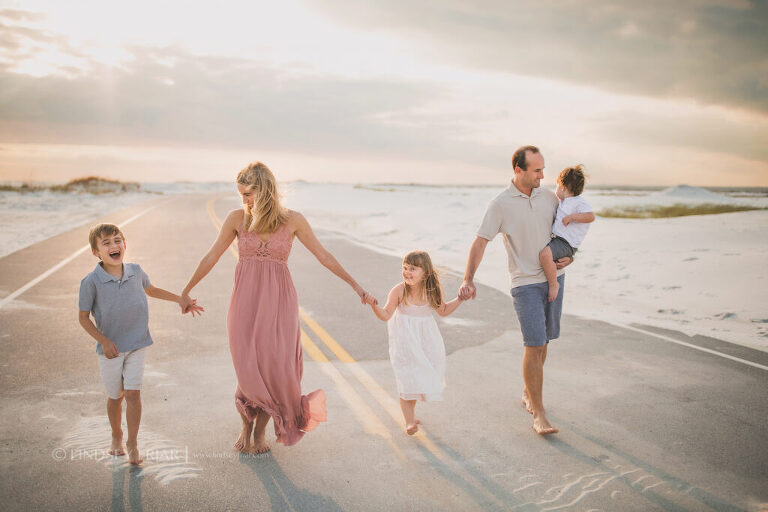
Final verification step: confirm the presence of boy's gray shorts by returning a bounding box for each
[511,275,564,347]
[547,236,577,261]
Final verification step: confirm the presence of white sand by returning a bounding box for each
[2,182,765,351]
[283,183,768,352]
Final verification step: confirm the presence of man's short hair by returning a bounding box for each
[512,145,541,171]
[558,165,586,196]
[89,224,124,251]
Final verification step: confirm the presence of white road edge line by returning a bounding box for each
[609,321,768,372]
[0,206,156,310]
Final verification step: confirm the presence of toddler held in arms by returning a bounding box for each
[539,165,595,302]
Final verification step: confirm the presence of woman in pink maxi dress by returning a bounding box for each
[182,162,374,453]
[229,222,324,446]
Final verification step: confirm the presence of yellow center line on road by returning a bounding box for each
[205,195,406,462]
[299,308,447,461]
[301,329,405,460]
[299,307,511,509]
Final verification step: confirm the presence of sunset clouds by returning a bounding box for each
[1,1,766,185]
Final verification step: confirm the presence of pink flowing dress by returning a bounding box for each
[228,222,326,446]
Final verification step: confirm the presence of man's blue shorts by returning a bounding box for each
[510,274,564,347]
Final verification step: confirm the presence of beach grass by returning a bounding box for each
[597,203,765,218]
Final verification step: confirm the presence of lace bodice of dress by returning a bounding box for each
[397,302,433,317]
[237,224,293,263]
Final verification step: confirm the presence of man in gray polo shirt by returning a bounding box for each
[459,145,571,435]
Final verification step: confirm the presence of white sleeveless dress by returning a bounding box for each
[387,302,446,401]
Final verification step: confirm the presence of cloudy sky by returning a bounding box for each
[0,0,766,185]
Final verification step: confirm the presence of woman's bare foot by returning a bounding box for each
[532,415,558,435]
[251,430,271,454]
[235,422,254,452]
[109,434,126,456]
[126,441,143,465]
[547,282,560,303]
[405,420,421,435]
[521,390,533,415]
[249,410,271,454]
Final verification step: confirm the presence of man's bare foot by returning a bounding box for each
[532,416,559,435]
[405,420,420,435]
[126,442,143,465]
[521,391,533,415]
[547,282,560,303]
[235,422,253,452]
[109,434,126,456]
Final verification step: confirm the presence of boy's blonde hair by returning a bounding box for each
[89,224,124,251]
[402,250,444,309]
[558,164,586,196]
[236,162,288,234]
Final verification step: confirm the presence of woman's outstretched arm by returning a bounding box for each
[293,211,374,305]
[181,209,240,309]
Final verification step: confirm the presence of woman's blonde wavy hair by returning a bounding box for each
[236,162,288,233]
[402,250,444,309]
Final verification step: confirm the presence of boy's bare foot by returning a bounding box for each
[521,390,533,414]
[126,442,143,465]
[109,434,126,456]
[547,282,560,303]
[235,422,253,452]
[532,416,559,435]
[405,420,421,435]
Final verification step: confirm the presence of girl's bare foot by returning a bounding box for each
[547,282,560,303]
[405,420,421,435]
[126,442,143,465]
[109,434,126,456]
[235,422,254,452]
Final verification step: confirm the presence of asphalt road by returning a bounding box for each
[0,193,766,511]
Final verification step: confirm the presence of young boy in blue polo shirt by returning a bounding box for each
[78,223,203,464]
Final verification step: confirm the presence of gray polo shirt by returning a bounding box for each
[477,183,562,289]
[79,262,153,355]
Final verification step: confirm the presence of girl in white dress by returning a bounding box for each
[367,251,464,435]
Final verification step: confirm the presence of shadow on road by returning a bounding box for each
[239,453,342,511]
[110,465,144,512]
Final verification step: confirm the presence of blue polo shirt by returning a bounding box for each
[79,262,154,355]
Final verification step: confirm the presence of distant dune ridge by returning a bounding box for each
[597,185,766,218]
[1,176,140,194]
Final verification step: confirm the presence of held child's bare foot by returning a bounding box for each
[109,434,126,456]
[405,420,421,435]
[547,282,560,303]
[532,415,559,435]
[234,423,253,452]
[126,442,143,465]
